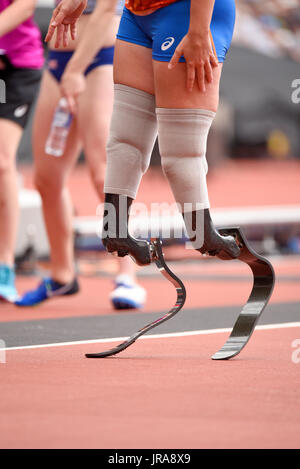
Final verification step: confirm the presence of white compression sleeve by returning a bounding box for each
[104,84,158,199]
[156,108,215,213]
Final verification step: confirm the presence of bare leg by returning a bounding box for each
[0,119,22,266]
[33,72,82,284]
[113,40,155,95]
[77,66,113,200]
[154,60,222,112]
[77,64,145,304]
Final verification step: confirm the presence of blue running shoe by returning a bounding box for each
[0,264,19,303]
[110,274,146,310]
[15,277,80,307]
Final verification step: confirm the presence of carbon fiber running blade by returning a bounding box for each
[211,227,275,360]
[86,238,186,358]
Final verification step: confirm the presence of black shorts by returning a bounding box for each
[0,55,42,129]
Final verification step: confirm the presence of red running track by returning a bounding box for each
[0,325,299,449]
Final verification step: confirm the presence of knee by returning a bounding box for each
[160,155,177,179]
[161,154,208,182]
[34,169,64,199]
[0,151,15,177]
[84,131,107,158]
[107,136,150,175]
[160,153,192,192]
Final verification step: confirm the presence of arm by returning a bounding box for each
[0,0,37,37]
[189,0,215,37]
[169,0,218,92]
[65,0,117,73]
[60,0,118,112]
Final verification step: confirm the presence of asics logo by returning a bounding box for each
[14,105,28,118]
[161,37,175,51]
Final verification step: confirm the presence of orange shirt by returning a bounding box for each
[125,0,177,14]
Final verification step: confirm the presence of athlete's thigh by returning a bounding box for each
[33,71,81,184]
[76,65,114,192]
[153,60,222,111]
[150,0,233,110]
[113,39,155,96]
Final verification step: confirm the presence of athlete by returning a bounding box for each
[45,0,240,270]
[0,0,43,302]
[16,0,147,309]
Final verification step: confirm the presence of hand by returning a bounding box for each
[60,70,86,114]
[45,0,88,48]
[168,32,219,93]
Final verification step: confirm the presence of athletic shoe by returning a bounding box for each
[110,274,147,310]
[0,264,19,303]
[15,277,80,307]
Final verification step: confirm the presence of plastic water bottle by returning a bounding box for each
[45,98,73,157]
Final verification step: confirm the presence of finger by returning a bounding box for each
[63,24,69,48]
[186,62,196,92]
[55,24,64,49]
[196,63,206,93]
[204,60,213,84]
[50,10,69,46]
[66,94,76,115]
[210,53,219,68]
[46,7,66,43]
[61,85,76,114]
[70,23,77,41]
[45,10,59,42]
[45,23,56,43]
[168,48,182,70]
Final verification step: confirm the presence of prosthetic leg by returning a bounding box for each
[102,193,152,266]
[86,236,186,359]
[87,193,185,358]
[185,208,241,259]
[86,195,275,359]
[211,227,275,360]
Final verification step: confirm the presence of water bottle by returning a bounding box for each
[45,98,73,157]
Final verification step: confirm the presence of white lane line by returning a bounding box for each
[1,322,300,352]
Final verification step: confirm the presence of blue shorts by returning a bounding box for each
[46,47,115,82]
[117,0,236,63]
